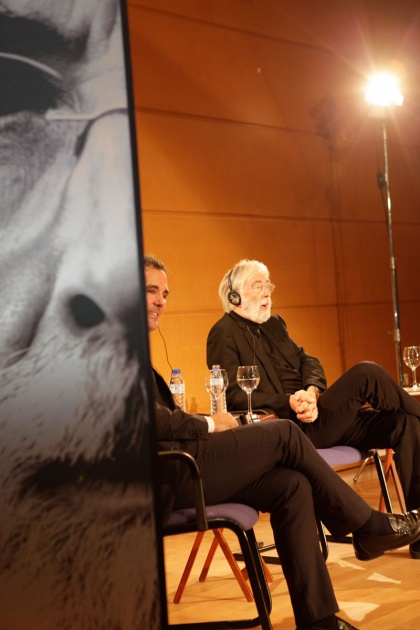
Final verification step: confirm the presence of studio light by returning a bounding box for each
[365,71,404,385]
[365,72,404,108]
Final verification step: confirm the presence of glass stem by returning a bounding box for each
[413,368,418,388]
[247,392,252,416]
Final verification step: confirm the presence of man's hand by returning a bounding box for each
[212,411,238,432]
[289,389,319,423]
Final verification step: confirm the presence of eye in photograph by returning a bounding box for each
[0,53,62,117]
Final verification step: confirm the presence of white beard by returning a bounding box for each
[0,332,161,630]
[1,485,158,630]
[240,297,272,324]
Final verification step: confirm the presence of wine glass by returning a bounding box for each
[236,365,260,420]
[403,346,420,389]
[205,367,228,413]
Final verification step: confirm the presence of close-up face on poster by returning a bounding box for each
[0,1,162,628]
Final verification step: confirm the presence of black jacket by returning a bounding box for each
[207,312,326,417]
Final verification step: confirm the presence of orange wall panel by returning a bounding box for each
[130,8,361,134]
[129,0,420,397]
[142,213,338,310]
[136,113,332,218]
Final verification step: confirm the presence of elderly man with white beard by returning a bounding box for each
[0,2,160,629]
[207,259,420,559]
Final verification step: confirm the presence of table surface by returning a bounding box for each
[403,386,420,396]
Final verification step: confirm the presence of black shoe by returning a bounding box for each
[353,510,420,561]
[297,616,359,629]
[337,619,359,630]
[410,538,420,559]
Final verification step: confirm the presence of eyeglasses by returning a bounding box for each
[1,52,127,117]
[250,282,275,294]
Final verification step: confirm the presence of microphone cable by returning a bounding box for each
[157,324,173,374]
[246,325,259,367]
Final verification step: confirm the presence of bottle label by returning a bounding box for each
[209,376,224,398]
[169,383,185,395]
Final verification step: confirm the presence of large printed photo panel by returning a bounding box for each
[0,1,162,628]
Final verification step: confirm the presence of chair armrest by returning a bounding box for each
[158,450,208,530]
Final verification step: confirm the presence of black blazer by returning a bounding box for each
[207,312,326,418]
[153,367,210,523]
[152,368,209,450]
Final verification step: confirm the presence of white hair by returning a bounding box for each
[218,259,270,312]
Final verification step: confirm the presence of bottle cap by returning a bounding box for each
[172,368,181,374]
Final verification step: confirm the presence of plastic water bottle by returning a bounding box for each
[169,368,186,411]
[209,365,227,414]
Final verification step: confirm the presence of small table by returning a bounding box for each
[403,386,420,397]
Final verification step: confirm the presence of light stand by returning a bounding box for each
[379,117,404,386]
[365,72,404,386]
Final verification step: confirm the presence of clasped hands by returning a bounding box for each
[211,385,321,431]
[289,387,319,423]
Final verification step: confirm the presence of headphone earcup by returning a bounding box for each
[228,290,241,306]
[227,269,241,306]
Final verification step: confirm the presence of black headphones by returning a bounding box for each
[227,269,241,306]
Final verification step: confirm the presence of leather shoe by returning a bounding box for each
[353,510,420,561]
[409,538,420,559]
[337,619,359,630]
[297,616,359,629]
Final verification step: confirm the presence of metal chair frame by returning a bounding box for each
[159,450,273,630]
[315,447,404,560]
[172,527,274,604]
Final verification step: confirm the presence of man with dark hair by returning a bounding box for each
[147,255,420,630]
[207,258,420,560]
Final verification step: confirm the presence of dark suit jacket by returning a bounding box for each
[153,367,210,522]
[153,367,209,450]
[207,312,326,418]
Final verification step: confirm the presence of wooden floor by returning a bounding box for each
[163,463,420,629]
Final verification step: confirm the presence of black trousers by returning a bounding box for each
[297,362,420,510]
[174,419,372,627]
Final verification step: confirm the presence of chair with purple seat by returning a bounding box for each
[159,450,273,630]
